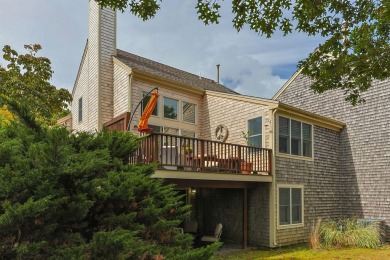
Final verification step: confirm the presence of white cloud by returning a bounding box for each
[117,0,323,98]
[0,0,88,90]
[1,0,324,98]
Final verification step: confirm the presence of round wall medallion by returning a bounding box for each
[215,124,229,142]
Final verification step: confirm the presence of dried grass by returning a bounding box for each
[309,218,382,249]
[309,217,322,249]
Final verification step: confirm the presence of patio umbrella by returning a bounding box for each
[138,90,159,132]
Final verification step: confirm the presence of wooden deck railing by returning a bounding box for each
[130,133,272,175]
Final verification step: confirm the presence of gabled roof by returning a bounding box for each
[206,90,345,131]
[272,68,302,100]
[206,90,279,108]
[72,40,88,96]
[116,49,238,95]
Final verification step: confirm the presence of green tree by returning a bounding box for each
[0,44,72,125]
[0,120,219,258]
[0,44,220,258]
[0,105,14,127]
[95,0,389,105]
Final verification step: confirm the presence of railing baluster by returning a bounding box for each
[131,133,272,175]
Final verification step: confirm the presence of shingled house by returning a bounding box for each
[65,0,388,248]
[273,72,390,243]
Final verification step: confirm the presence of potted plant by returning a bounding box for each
[241,131,249,145]
[184,146,193,161]
[240,131,253,174]
[240,161,253,174]
[184,146,192,154]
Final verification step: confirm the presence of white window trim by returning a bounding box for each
[246,115,264,148]
[277,184,304,230]
[276,115,314,161]
[138,88,200,136]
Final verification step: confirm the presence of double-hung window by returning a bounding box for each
[248,117,262,148]
[279,117,312,157]
[279,186,303,226]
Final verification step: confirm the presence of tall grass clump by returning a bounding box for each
[310,218,382,249]
[309,218,322,249]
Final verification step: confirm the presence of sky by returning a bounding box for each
[0,0,325,99]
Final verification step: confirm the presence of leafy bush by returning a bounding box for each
[310,218,382,249]
[0,123,220,258]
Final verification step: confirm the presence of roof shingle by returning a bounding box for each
[116,49,238,95]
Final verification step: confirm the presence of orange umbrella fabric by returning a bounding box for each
[138,91,159,132]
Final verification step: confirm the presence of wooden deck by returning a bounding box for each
[130,133,272,175]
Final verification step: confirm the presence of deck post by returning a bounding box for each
[200,140,205,171]
[243,188,248,249]
[268,150,272,175]
[238,147,242,173]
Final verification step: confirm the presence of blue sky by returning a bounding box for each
[0,0,324,98]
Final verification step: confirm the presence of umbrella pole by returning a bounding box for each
[126,87,158,132]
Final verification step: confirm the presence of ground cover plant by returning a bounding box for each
[217,246,390,260]
[218,218,386,259]
[310,218,382,249]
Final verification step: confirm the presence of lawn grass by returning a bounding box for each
[216,245,390,260]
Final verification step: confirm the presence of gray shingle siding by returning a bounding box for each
[195,185,270,247]
[276,75,390,240]
[275,125,342,245]
[248,183,270,247]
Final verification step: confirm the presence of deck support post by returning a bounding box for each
[243,188,248,249]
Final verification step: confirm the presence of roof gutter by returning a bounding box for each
[269,107,278,248]
[277,103,345,131]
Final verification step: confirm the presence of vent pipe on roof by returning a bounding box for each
[216,64,220,84]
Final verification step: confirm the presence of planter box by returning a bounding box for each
[241,162,253,174]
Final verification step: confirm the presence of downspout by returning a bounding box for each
[127,73,133,133]
[269,107,278,247]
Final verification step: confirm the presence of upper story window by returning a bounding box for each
[141,92,158,116]
[164,97,178,120]
[78,97,83,123]
[182,101,196,124]
[141,89,198,125]
[279,116,312,157]
[279,186,303,226]
[248,117,262,148]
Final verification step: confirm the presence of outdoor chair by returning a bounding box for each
[200,223,223,243]
[201,154,219,171]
